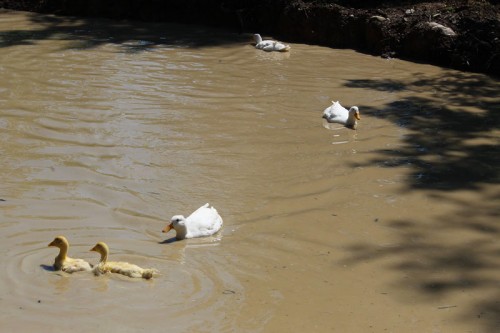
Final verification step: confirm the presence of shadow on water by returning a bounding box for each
[40,264,55,271]
[0,10,246,52]
[347,71,499,191]
[343,71,500,331]
[158,237,178,244]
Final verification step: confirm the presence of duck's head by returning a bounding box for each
[48,236,69,249]
[350,106,361,120]
[90,242,109,261]
[162,215,186,233]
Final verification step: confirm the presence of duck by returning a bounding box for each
[162,203,223,240]
[90,242,158,279]
[322,101,361,129]
[254,34,291,52]
[48,236,93,273]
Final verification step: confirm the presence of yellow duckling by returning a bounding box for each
[48,236,93,273]
[90,242,158,279]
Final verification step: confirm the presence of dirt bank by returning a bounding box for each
[1,0,499,76]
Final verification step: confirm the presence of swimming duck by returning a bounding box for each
[90,242,158,279]
[254,34,291,52]
[48,236,92,273]
[162,203,223,240]
[322,101,361,129]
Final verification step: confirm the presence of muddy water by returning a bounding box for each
[0,10,499,333]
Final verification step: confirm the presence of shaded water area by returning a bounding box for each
[0,10,499,333]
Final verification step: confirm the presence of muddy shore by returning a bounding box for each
[0,1,499,75]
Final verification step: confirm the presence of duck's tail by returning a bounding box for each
[142,268,159,280]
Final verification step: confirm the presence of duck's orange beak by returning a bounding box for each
[162,222,173,233]
[355,112,361,120]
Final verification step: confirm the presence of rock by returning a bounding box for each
[370,15,387,22]
[426,22,456,37]
[0,0,497,75]
[401,21,457,67]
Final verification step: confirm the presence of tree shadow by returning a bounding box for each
[0,10,247,52]
[342,70,500,331]
[350,71,499,191]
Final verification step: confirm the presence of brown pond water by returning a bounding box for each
[0,10,499,333]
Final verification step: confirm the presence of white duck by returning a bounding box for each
[254,34,291,52]
[48,236,92,273]
[90,242,158,279]
[322,101,361,129]
[162,203,223,240]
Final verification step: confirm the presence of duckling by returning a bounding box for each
[162,203,223,240]
[90,242,158,279]
[254,34,291,52]
[322,101,361,129]
[48,236,92,273]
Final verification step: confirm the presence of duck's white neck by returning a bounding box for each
[347,112,356,123]
[346,109,358,128]
[174,225,188,240]
[254,34,262,44]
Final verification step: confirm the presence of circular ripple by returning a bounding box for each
[1,227,243,332]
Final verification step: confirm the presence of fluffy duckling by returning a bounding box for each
[322,101,361,129]
[254,34,291,52]
[90,242,157,279]
[162,203,223,240]
[48,236,92,273]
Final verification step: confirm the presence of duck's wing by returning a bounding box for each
[261,43,275,51]
[187,204,223,237]
[323,102,339,119]
[332,101,348,113]
[323,101,349,123]
[256,40,273,50]
[187,203,210,220]
[106,261,158,279]
[62,257,92,273]
[258,40,290,52]
[105,261,142,278]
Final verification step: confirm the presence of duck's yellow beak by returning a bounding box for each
[162,222,174,233]
[355,112,361,120]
